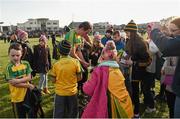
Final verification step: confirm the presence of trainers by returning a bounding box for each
[145,107,156,113]
[134,113,140,118]
[41,91,45,95]
[43,88,51,94]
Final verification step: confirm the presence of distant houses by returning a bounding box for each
[68,21,126,34]
[17,18,59,32]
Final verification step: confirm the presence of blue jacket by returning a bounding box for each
[114,40,125,51]
[151,29,180,97]
[101,36,113,46]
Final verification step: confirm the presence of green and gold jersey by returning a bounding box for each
[5,61,32,102]
[65,30,82,47]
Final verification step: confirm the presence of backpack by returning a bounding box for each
[23,87,44,118]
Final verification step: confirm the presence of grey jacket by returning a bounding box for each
[151,29,180,97]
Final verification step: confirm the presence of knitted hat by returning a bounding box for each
[39,35,48,42]
[124,20,138,32]
[63,26,70,32]
[58,40,71,55]
[16,29,28,40]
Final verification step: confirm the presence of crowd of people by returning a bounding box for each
[3,17,180,118]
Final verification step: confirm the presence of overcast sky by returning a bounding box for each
[0,0,180,27]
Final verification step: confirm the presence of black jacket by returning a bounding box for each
[33,45,51,73]
[151,29,180,97]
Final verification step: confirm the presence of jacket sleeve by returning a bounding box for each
[33,45,38,71]
[150,29,180,57]
[48,48,52,69]
[83,68,98,96]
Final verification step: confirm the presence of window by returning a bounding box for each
[27,27,32,30]
[53,22,57,25]
[30,22,33,24]
[47,22,51,25]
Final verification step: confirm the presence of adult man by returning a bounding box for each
[65,21,92,68]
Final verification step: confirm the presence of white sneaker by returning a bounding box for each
[145,107,156,113]
[133,113,140,118]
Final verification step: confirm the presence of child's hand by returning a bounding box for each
[126,59,133,65]
[161,69,165,75]
[28,84,35,90]
[82,61,90,68]
[9,79,20,85]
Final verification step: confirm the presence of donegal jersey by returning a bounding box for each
[49,56,81,96]
[6,61,32,102]
[65,30,82,47]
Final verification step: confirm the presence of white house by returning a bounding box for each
[17,18,59,32]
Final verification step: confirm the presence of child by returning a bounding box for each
[89,34,103,67]
[14,29,34,74]
[101,29,113,46]
[5,43,34,118]
[33,35,51,94]
[82,41,133,118]
[48,40,82,118]
[161,57,177,118]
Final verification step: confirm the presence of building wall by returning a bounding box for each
[17,18,59,32]
[46,20,59,31]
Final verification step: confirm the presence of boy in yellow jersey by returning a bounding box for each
[5,43,34,118]
[49,40,82,118]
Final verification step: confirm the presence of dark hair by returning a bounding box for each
[106,29,113,35]
[8,43,22,54]
[125,32,148,56]
[113,30,120,36]
[78,21,92,31]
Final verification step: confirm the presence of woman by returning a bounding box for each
[124,20,153,117]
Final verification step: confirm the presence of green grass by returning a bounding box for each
[0,38,169,118]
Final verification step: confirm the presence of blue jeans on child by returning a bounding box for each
[38,73,48,89]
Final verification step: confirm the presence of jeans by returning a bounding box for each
[53,94,78,118]
[174,96,180,118]
[38,73,48,89]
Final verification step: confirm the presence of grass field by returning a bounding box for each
[0,38,169,118]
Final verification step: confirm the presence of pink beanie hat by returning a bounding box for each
[39,35,48,42]
[99,41,117,62]
[16,29,28,40]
